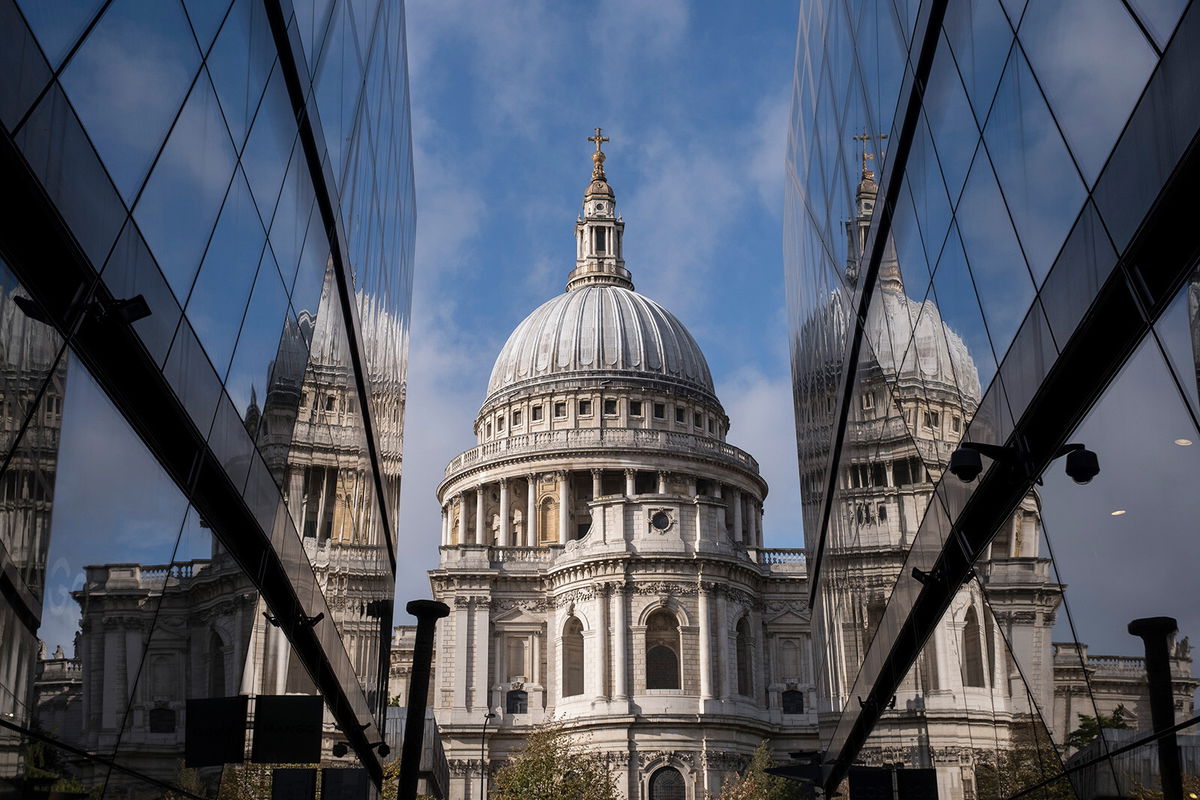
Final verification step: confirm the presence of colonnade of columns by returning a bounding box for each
[438,469,766,548]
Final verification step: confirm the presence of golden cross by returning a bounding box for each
[852,130,887,178]
[587,127,610,154]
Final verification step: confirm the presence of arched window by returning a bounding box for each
[539,497,557,545]
[963,607,986,687]
[505,689,528,714]
[208,630,226,697]
[649,766,685,800]
[735,617,752,697]
[562,617,584,697]
[646,610,680,690]
[782,690,804,714]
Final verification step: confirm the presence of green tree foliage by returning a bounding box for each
[16,734,92,797]
[1066,704,1132,751]
[714,741,808,800]
[490,722,619,800]
[377,756,435,800]
[1129,772,1200,799]
[974,715,1073,800]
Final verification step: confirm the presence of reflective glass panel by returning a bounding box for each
[59,0,201,202]
[1018,0,1157,185]
[15,0,104,69]
[134,71,237,302]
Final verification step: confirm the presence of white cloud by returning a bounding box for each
[718,362,803,550]
[746,91,790,215]
[394,294,489,613]
[406,0,571,137]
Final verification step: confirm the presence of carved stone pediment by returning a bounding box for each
[492,604,547,625]
[765,607,811,626]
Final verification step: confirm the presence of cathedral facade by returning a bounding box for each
[421,138,1197,800]
[428,137,814,799]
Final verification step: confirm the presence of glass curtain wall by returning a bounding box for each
[0,0,414,796]
[787,0,1200,796]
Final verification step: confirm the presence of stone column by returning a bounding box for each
[473,598,491,712]
[699,583,714,703]
[748,500,758,547]
[657,471,667,494]
[273,624,289,694]
[596,585,610,701]
[440,505,449,546]
[752,609,767,705]
[475,485,486,545]
[591,469,603,499]
[732,489,744,543]
[457,495,467,546]
[558,472,570,544]
[625,468,636,497]
[613,585,628,700]
[498,478,510,547]
[687,476,698,496]
[716,589,730,701]
[527,475,537,546]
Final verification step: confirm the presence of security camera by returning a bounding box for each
[948,447,983,482]
[1064,447,1099,484]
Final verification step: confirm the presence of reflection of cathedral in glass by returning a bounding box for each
[0,275,68,776]
[25,266,401,792]
[800,148,1197,795]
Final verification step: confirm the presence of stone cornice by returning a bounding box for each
[439,428,764,494]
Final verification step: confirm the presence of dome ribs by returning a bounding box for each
[481,286,720,407]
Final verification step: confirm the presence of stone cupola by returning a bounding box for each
[567,128,632,292]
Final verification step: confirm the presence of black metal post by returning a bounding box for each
[397,599,450,800]
[480,711,496,800]
[1129,616,1182,800]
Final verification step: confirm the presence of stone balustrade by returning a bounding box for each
[86,560,211,589]
[489,546,556,565]
[980,557,1051,583]
[444,428,759,478]
[757,548,806,565]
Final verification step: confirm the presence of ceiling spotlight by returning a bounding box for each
[1175,438,1193,446]
[1111,509,1127,517]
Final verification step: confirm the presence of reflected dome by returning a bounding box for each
[864,283,981,402]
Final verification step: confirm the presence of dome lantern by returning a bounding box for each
[567,128,633,292]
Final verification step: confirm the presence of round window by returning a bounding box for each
[651,511,671,531]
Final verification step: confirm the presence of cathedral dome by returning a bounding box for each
[483,129,718,408]
[864,283,981,402]
[484,284,715,402]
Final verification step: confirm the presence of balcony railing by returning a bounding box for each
[757,548,807,565]
[445,428,760,477]
[489,546,556,565]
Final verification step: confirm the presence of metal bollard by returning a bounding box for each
[398,599,450,800]
[1129,616,1182,800]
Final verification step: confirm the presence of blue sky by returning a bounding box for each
[393,1,807,619]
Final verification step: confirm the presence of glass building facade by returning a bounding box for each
[787,0,1200,796]
[0,0,414,796]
